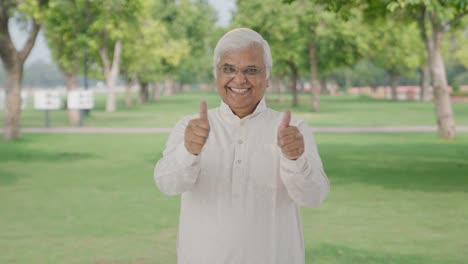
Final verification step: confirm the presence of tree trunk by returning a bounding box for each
[430,26,456,139]
[417,7,433,103]
[64,72,80,126]
[3,65,22,140]
[99,40,122,113]
[164,78,174,96]
[152,82,160,102]
[419,64,431,101]
[124,73,136,108]
[0,16,40,140]
[309,41,320,112]
[288,61,298,107]
[279,77,286,103]
[139,82,149,104]
[344,69,351,91]
[389,71,400,101]
[320,78,327,95]
[124,81,133,108]
[174,81,181,94]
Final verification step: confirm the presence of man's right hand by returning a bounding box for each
[184,101,210,155]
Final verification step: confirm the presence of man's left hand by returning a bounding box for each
[277,111,304,160]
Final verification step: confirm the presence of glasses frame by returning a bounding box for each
[217,64,265,80]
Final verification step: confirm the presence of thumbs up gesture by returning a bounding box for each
[185,101,210,155]
[277,111,304,160]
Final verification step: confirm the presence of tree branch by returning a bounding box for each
[448,9,468,25]
[18,20,41,64]
[442,10,468,30]
[0,4,18,68]
[99,47,111,79]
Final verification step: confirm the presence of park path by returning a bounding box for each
[13,126,468,134]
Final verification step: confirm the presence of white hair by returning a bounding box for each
[213,28,273,79]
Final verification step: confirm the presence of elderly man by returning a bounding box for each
[154,28,329,264]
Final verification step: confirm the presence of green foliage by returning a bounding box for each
[44,0,87,75]
[120,0,190,83]
[17,0,50,23]
[233,0,367,78]
[154,0,220,83]
[366,19,423,77]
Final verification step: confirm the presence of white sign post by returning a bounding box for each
[34,90,62,127]
[67,90,94,126]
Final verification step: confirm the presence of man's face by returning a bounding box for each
[215,45,268,118]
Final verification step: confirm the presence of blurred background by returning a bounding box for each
[1,0,467,263]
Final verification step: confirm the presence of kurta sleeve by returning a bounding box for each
[154,116,201,195]
[279,120,330,208]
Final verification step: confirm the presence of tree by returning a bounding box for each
[44,0,87,125]
[383,0,468,138]
[234,0,308,107]
[120,0,190,105]
[367,19,422,100]
[86,0,141,112]
[235,0,367,110]
[0,0,49,140]
[168,0,219,86]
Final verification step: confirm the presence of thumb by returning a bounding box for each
[199,100,208,120]
[279,110,291,129]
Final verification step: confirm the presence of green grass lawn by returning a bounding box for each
[7,90,468,128]
[1,133,467,263]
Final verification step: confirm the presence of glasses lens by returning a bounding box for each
[242,67,261,75]
[222,66,236,75]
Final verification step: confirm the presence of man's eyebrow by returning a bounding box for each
[246,65,259,68]
[222,63,234,67]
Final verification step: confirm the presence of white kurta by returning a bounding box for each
[154,99,329,264]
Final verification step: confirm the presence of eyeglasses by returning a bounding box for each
[217,64,265,79]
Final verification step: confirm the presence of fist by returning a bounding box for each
[277,111,304,160]
[184,101,210,155]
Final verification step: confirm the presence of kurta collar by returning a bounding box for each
[219,98,267,121]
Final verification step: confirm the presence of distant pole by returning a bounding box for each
[45,110,50,128]
[83,1,91,116]
[83,47,90,116]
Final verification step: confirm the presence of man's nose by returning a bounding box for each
[232,70,247,84]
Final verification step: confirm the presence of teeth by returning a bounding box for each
[230,88,249,94]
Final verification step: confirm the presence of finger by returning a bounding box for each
[283,145,305,159]
[278,133,298,146]
[193,120,210,130]
[284,148,304,160]
[279,110,291,129]
[192,127,210,138]
[283,141,304,152]
[189,134,208,145]
[199,100,208,120]
[278,126,301,139]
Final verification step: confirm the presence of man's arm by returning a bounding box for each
[154,116,200,195]
[154,101,210,195]
[278,114,330,207]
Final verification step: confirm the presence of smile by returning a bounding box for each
[229,87,250,94]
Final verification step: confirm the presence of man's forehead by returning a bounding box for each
[219,47,264,64]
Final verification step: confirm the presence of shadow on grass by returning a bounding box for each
[0,145,94,163]
[307,243,461,264]
[0,168,20,186]
[0,138,95,185]
[319,139,468,193]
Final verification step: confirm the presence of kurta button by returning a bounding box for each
[237,160,242,164]
[238,140,243,144]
